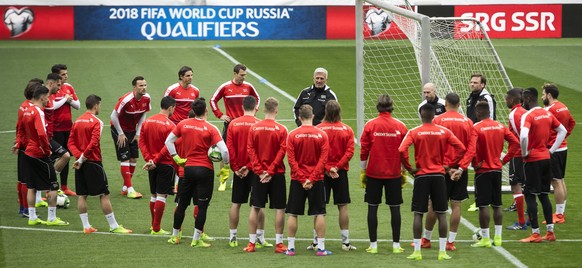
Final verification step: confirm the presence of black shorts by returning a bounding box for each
[550,150,567,180]
[111,128,139,161]
[221,122,230,141]
[523,159,552,195]
[53,131,70,151]
[23,154,59,191]
[250,173,287,209]
[148,164,176,195]
[364,176,402,206]
[474,171,502,207]
[285,180,326,216]
[324,169,351,205]
[232,172,254,204]
[509,157,525,185]
[177,166,214,208]
[49,139,68,158]
[75,161,110,196]
[17,150,26,183]
[446,169,468,202]
[411,174,447,213]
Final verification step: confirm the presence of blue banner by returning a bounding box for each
[74,6,327,40]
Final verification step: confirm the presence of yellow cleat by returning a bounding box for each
[438,251,452,260]
[407,250,422,260]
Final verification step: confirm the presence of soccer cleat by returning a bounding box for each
[542,231,556,241]
[151,229,171,235]
[46,217,69,226]
[316,249,332,256]
[504,201,517,211]
[493,236,502,246]
[467,202,478,212]
[191,239,211,248]
[342,243,357,251]
[120,190,128,196]
[35,200,48,208]
[283,248,295,256]
[168,236,180,245]
[275,243,288,253]
[84,226,98,234]
[520,233,542,243]
[438,251,452,260]
[446,241,456,251]
[256,240,273,248]
[506,222,528,230]
[407,250,422,260]
[410,237,432,248]
[61,187,77,197]
[200,232,216,241]
[229,238,238,247]
[307,242,317,250]
[393,247,404,254]
[110,225,132,234]
[471,237,492,248]
[127,191,143,199]
[217,181,227,192]
[28,218,46,226]
[243,242,256,252]
[543,213,565,224]
[366,247,378,254]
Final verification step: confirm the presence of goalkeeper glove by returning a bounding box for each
[217,165,230,183]
[172,155,186,167]
[401,170,408,188]
[360,170,367,189]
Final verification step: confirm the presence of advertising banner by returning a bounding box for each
[74,6,326,40]
[0,6,74,40]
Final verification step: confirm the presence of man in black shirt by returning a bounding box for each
[293,68,337,126]
[417,82,446,121]
[466,73,496,123]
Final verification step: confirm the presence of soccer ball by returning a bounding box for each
[472,229,482,242]
[208,145,222,162]
[56,193,71,209]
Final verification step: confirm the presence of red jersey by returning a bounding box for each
[470,119,520,173]
[210,81,260,119]
[521,107,562,162]
[52,83,78,131]
[360,113,407,179]
[171,118,222,169]
[139,113,176,165]
[317,121,355,171]
[15,100,34,149]
[111,92,151,133]
[226,115,260,172]
[247,119,288,176]
[19,105,51,158]
[399,123,465,176]
[68,112,104,161]
[433,111,474,168]
[546,101,576,150]
[508,104,527,157]
[287,125,329,184]
[164,82,200,124]
[44,98,55,139]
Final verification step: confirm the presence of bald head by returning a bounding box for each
[423,83,437,103]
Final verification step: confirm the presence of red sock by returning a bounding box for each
[17,182,23,208]
[153,199,166,232]
[20,183,29,208]
[129,163,136,176]
[121,164,132,187]
[516,194,525,225]
[149,201,155,226]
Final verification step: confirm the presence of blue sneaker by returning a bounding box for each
[506,222,528,230]
[316,249,332,256]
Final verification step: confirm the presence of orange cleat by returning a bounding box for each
[542,213,565,224]
[446,241,456,251]
[62,188,77,197]
[542,231,556,241]
[275,243,288,253]
[410,238,431,248]
[84,226,98,234]
[120,190,128,196]
[520,233,542,243]
[243,242,256,252]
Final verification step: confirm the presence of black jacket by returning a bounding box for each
[293,85,337,126]
[466,88,496,123]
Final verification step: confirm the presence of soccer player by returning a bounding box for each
[17,86,69,226]
[51,64,81,196]
[68,95,132,234]
[360,95,407,254]
[165,98,229,247]
[110,76,151,199]
[519,87,566,243]
[163,66,200,125]
[210,64,260,191]
[542,83,576,224]
[399,104,465,261]
[138,96,177,235]
[225,96,268,248]
[284,105,330,256]
[417,83,446,120]
[246,97,289,253]
[466,73,496,123]
[504,88,529,230]
[293,67,337,127]
[419,93,474,251]
[468,102,520,248]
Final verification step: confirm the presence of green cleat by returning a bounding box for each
[217,181,227,192]
[110,225,132,234]
[366,247,378,254]
[191,239,211,248]
[151,228,171,235]
[35,200,48,208]
[467,202,478,212]
[256,240,273,248]
[200,232,215,242]
[168,236,180,245]
[46,217,69,226]
[393,247,405,254]
[438,251,452,260]
[229,238,238,247]
[407,250,422,260]
[471,237,492,248]
[493,236,502,246]
[27,218,46,226]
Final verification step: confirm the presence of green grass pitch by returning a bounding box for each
[0,39,581,267]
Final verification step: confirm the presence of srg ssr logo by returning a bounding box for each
[459,12,556,32]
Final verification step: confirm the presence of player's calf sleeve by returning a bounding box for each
[367,205,379,242]
[525,194,539,229]
[390,206,402,242]
[194,201,209,230]
[539,194,553,225]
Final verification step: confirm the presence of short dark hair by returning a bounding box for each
[523,87,538,99]
[475,101,490,118]
[188,109,195,118]
[507,88,523,99]
[178,66,192,80]
[234,64,247,74]
[85,94,102,109]
[51,64,67,74]
[33,86,50,100]
[46,73,61,82]
[132,76,145,86]
[419,103,435,122]
[445,93,460,106]
[376,94,394,113]
[160,96,176,110]
[25,79,43,100]
[242,96,257,112]
[542,83,559,99]
[191,97,206,117]
[471,73,487,86]
[298,104,313,120]
[323,100,341,123]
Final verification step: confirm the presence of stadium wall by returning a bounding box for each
[1,4,580,40]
